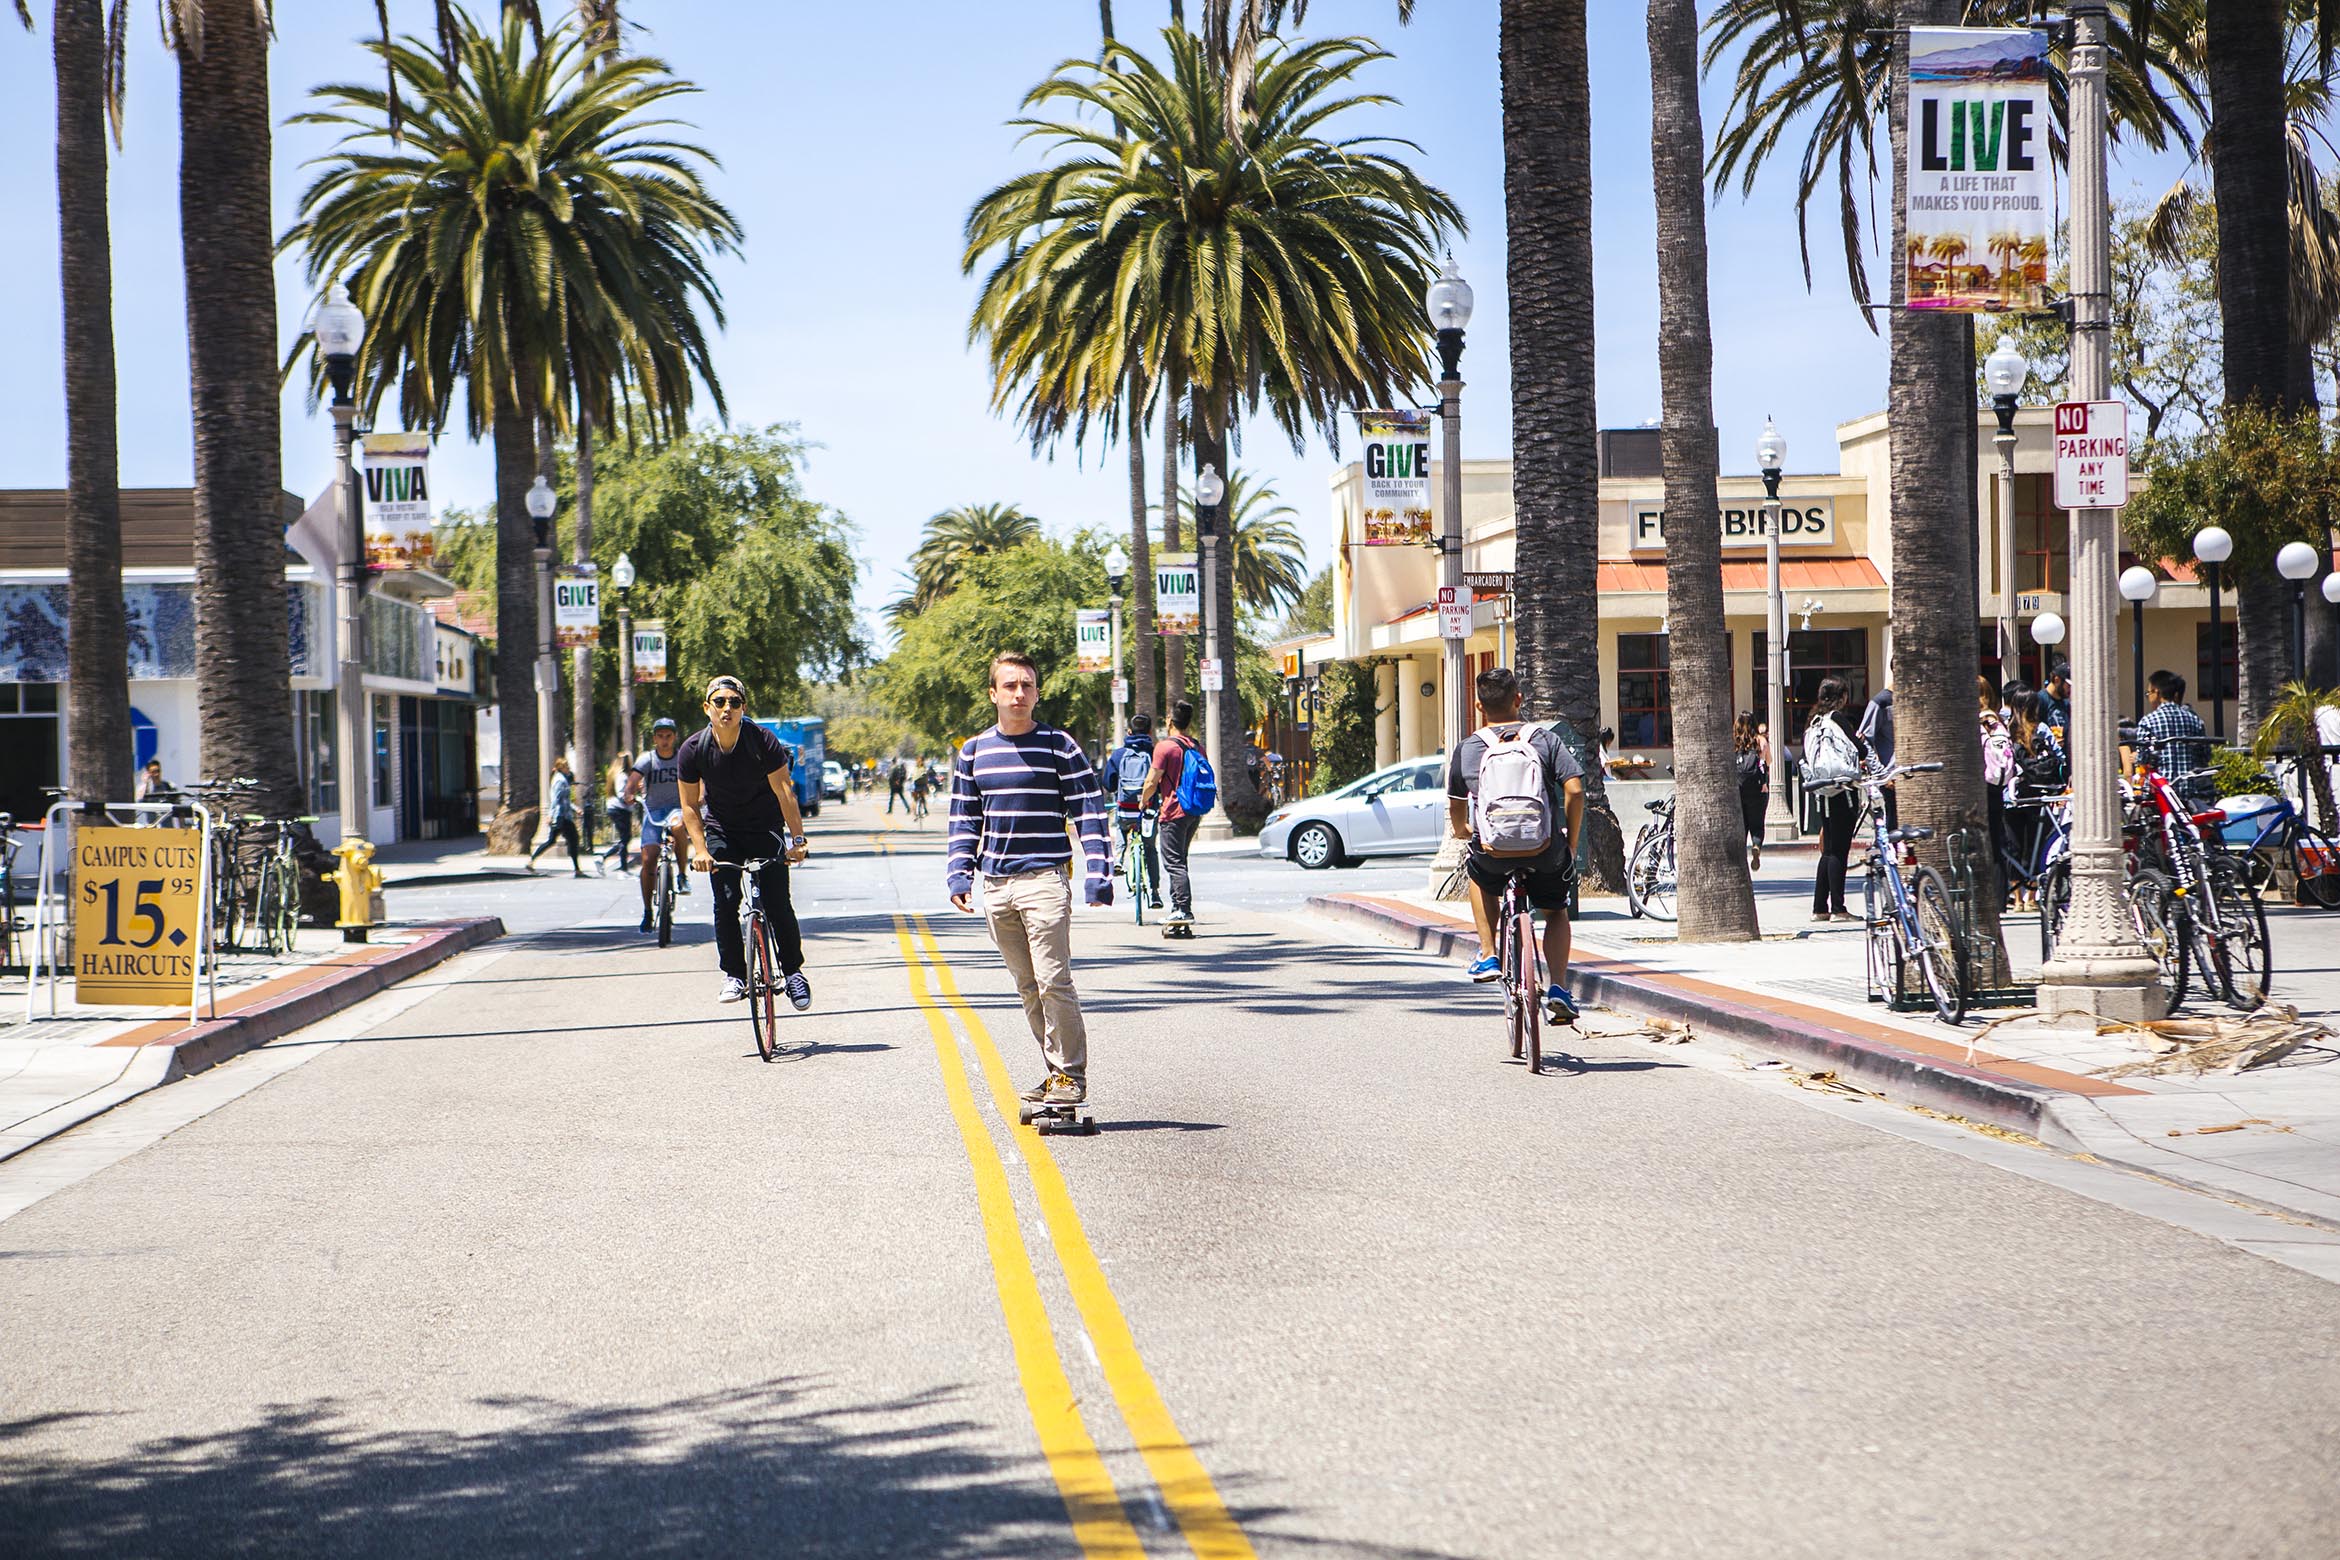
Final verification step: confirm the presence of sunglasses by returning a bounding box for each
[709,696,743,710]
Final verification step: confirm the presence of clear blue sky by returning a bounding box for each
[0,2,2192,633]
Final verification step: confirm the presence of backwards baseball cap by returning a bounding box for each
[651,716,679,732]
[704,675,746,701]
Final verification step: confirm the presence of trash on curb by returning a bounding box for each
[2092,1005,2329,1078]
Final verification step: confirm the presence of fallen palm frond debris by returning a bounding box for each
[1783,1066,1886,1100]
[2092,1005,2328,1079]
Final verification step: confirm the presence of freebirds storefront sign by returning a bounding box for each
[1628,498,1837,553]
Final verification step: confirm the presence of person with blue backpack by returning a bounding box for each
[1109,712,1165,910]
[1138,698,1216,933]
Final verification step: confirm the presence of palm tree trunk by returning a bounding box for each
[486,401,542,851]
[571,407,596,839]
[1128,363,1158,722]
[1499,0,1622,892]
[1162,365,1188,702]
[57,0,129,805]
[1891,0,2003,973]
[1649,0,1757,942]
[177,0,298,817]
[1192,396,1262,831]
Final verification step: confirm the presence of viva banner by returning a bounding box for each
[1905,27,2051,313]
[553,570,601,651]
[360,432,435,569]
[1075,608,1114,673]
[1356,409,1433,545]
[632,618,668,683]
[1155,553,1200,636]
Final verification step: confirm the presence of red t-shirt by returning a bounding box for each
[1152,736,1195,823]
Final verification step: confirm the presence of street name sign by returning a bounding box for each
[2053,400,2129,509]
[73,826,202,1006]
[1462,570,1514,595]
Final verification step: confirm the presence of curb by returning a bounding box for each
[1308,892,2070,1139]
[384,869,539,891]
[0,917,502,1163]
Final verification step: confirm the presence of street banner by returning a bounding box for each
[1355,409,1434,545]
[553,569,601,650]
[1905,27,2051,313]
[1076,608,1114,674]
[360,432,435,569]
[1438,585,1474,640]
[632,618,668,683]
[73,825,202,1006]
[2053,401,2130,508]
[1155,553,1200,636]
[1201,656,1225,692]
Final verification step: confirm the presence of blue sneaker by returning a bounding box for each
[1468,954,1502,984]
[1545,984,1579,1025]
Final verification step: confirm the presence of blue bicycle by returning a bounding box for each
[1850,757,1968,1024]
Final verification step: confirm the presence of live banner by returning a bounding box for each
[73,826,202,1006]
[1905,27,2051,313]
[360,432,435,569]
[1356,409,1433,545]
[1155,553,1200,636]
[1075,608,1113,673]
[554,570,601,651]
[632,618,668,683]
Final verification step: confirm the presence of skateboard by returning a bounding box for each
[1161,919,1195,939]
[1018,1100,1099,1135]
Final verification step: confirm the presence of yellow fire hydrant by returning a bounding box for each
[324,838,385,943]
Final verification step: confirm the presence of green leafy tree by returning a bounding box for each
[887,502,1043,622]
[1284,566,1332,637]
[1307,659,1382,794]
[882,538,1113,749]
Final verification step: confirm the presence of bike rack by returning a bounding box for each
[1944,827,2033,1010]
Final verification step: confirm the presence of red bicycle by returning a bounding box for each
[2130,740,2271,1011]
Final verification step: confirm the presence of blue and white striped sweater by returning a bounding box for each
[945,724,1109,898]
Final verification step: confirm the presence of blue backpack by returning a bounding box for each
[1173,738,1217,816]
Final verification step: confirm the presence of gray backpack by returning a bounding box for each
[1472,725,1554,857]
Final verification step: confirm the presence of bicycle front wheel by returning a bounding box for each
[254,864,286,956]
[2037,858,2071,965]
[2295,826,2340,909]
[2206,856,2272,1011]
[1126,836,1147,926]
[656,850,675,948]
[1514,900,1542,1075]
[746,910,779,1062]
[1907,865,1968,1025]
[1624,827,1650,918]
[2129,868,2189,1011]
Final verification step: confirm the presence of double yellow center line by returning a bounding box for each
[893,912,1256,1559]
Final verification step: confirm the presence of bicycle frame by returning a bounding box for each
[1854,767,1928,952]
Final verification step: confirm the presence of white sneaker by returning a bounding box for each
[719,976,747,1003]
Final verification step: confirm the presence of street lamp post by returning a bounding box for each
[1427,258,1473,754]
[1757,419,1798,843]
[2194,526,2233,742]
[612,551,637,759]
[528,475,560,804]
[2279,540,2319,682]
[314,283,371,848]
[1985,335,2027,680]
[2118,566,2157,723]
[1195,463,1230,842]
[1106,544,1129,748]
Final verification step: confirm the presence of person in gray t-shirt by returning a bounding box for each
[627,718,690,930]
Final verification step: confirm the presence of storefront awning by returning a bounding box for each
[1594,559,1887,593]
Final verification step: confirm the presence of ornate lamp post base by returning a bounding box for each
[1428,833,1469,899]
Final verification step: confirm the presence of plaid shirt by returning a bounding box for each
[2135,700,2215,804]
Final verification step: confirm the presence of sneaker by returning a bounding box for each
[784,971,812,1011]
[678,874,693,896]
[1149,895,1164,910]
[1042,1073,1087,1106]
[1545,984,1579,1025]
[1021,1073,1058,1103]
[639,912,653,933]
[1166,909,1192,926]
[1467,953,1502,983]
[719,976,747,1003]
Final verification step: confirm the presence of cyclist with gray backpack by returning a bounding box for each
[1446,666,1585,1024]
[1138,699,1216,934]
[1108,713,1165,910]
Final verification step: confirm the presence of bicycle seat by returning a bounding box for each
[1644,799,1670,813]
[1884,826,1934,843]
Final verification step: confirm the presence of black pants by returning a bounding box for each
[711,827,803,981]
[1160,813,1200,916]
[1739,783,1766,849]
[887,783,906,814]
[530,814,583,873]
[603,805,632,865]
[1813,794,1859,914]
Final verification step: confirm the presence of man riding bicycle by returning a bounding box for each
[676,675,812,1007]
[627,716,690,934]
[1107,712,1163,909]
[1446,666,1585,1024]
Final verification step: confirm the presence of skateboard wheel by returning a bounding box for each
[1018,1103,1035,1125]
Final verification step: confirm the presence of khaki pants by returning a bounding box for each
[981,867,1088,1080]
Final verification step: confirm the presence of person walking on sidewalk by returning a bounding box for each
[946,651,1112,1108]
[1448,666,1584,1025]
[1858,685,1897,831]
[886,758,908,816]
[1138,699,1211,931]
[528,756,588,877]
[1734,710,1768,872]
[1804,677,1864,923]
[676,676,813,1007]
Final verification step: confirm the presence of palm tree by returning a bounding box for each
[889,503,1043,622]
[964,30,1458,831]
[1502,0,1621,889]
[1648,0,1758,942]
[1177,470,1309,616]
[1928,232,1972,294]
[1985,229,2025,300]
[285,7,739,847]
[2254,681,2339,830]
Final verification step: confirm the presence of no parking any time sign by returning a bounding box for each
[2053,400,2129,510]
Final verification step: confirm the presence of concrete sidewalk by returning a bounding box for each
[1314,862,2340,1235]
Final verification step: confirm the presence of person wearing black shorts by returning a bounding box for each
[675,675,812,1008]
[1445,666,1585,1024]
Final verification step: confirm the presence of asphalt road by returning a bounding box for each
[3,803,2338,1557]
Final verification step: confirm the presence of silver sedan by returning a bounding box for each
[1257,755,1450,869]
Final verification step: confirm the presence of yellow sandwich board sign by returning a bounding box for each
[73,826,203,1005]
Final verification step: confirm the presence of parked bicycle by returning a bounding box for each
[171,779,258,951]
[1845,758,1968,1025]
[2212,780,2340,910]
[1625,794,1676,922]
[2131,741,2270,1011]
[242,814,315,956]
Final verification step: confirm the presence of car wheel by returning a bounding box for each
[1291,822,1341,870]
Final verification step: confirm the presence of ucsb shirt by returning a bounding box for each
[946,724,1109,899]
[632,749,684,818]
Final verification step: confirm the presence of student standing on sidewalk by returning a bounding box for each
[1138,699,1207,930]
[947,651,1113,1107]
[1804,677,1863,923]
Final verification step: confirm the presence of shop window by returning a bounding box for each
[0,684,62,820]
[1616,633,1672,748]
[1751,628,1870,739]
[299,690,338,815]
[2196,620,2237,706]
[373,695,394,807]
[2015,474,2069,593]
